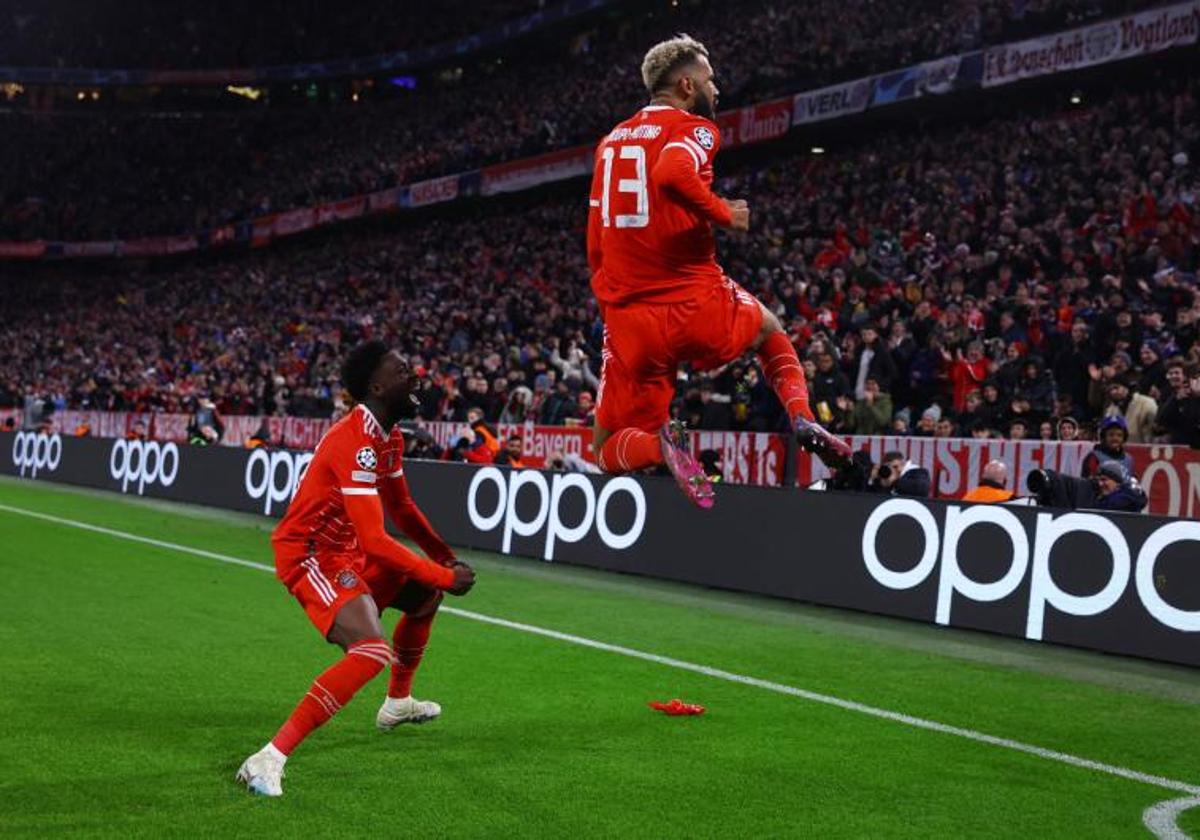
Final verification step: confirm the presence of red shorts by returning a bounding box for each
[596,277,762,433]
[279,552,439,639]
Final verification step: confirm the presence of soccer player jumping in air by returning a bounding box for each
[587,34,851,507]
[236,341,475,797]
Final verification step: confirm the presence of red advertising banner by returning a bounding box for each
[0,241,46,258]
[480,144,594,196]
[316,196,367,225]
[10,407,1197,517]
[271,208,316,237]
[689,429,788,487]
[733,97,792,147]
[797,436,1200,518]
[408,175,460,208]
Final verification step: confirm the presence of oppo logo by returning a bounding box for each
[109,439,179,495]
[11,432,62,478]
[245,449,313,515]
[467,467,646,561]
[862,499,1200,636]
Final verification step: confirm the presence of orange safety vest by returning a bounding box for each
[962,485,1015,503]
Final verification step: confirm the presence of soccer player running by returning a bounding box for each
[237,341,475,797]
[587,35,851,507]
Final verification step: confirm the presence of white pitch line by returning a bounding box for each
[1,500,1197,838]
[1145,798,1200,840]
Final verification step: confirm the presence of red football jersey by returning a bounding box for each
[272,404,398,573]
[587,105,733,306]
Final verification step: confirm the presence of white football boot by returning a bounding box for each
[235,745,286,797]
[376,696,442,731]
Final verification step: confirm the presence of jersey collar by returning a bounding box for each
[358,404,386,440]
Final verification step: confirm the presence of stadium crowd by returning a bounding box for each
[2,68,1198,449]
[0,0,552,69]
[0,0,1156,241]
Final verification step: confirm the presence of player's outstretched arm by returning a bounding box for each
[380,474,456,565]
[343,491,457,591]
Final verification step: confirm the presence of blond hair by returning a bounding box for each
[640,33,709,95]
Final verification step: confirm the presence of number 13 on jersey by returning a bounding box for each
[598,145,649,229]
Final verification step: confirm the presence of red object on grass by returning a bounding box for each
[649,699,706,716]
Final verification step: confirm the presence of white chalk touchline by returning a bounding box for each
[0,499,1195,838]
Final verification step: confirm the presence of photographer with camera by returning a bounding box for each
[1027,460,1147,513]
[871,450,931,498]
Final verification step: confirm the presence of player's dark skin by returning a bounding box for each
[591,55,787,460]
[327,350,476,652]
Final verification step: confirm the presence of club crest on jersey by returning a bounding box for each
[355,446,378,470]
[693,126,715,150]
[337,570,358,589]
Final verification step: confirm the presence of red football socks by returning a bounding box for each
[757,332,814,422]
[388,612,435,699]
[271,638,392,756]
[599,428,664,473]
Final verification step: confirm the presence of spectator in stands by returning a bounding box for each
[1057,417,1080,442]
[849,324,897,399]
[1014,358,1055,420]
[1155,362,1200,446]
[843,376,892,436]
[466,407,501,460]
[493,434,526,469]
[125,420,148,441]
[1104,377,1158,443]
[1052,320,1095,415]
[809,351,851,423]
[539,380,577,426]
[1082,415,1135,478]
[911,405,939,437]
[1008,418,1029,441]
[499,386,534,425]
[962,460,1015,503]
[187,398,224,445]
[943,342,990,413]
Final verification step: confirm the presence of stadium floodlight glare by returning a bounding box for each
[226,85,264,101]
[1070,93,1082,105]
[811,146,826,154]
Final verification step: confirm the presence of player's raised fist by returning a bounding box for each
[447,562,476,596]
[724,199,750,231]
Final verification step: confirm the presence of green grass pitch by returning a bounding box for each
[1,476,1199,838]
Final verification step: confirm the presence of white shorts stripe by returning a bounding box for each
[306,570,335,605]
[341,487,378,496]
[302,558,338,605]
[387,468,404,478]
